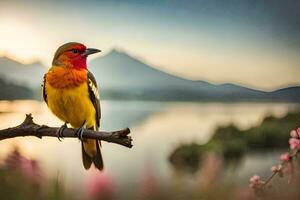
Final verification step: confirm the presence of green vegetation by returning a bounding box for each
[170,111,300,172]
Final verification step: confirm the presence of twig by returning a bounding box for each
[262,170,278,187]
[0,114,132,148]
[261,150,298,188]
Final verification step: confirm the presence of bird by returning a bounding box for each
[42,42,103,170]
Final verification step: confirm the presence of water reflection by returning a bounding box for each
[0,100,297,190]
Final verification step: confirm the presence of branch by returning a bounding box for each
[0,114,132,148]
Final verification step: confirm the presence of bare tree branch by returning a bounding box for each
[0,114,132,148]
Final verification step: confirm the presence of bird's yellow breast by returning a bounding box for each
[45,81,96,128]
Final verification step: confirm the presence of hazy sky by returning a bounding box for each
[0,0,299,90]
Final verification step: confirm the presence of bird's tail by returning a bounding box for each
[81,127,103,170]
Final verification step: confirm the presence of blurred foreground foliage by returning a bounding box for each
[170,111,300,172]
[0,148,69,200]
[0,146,300,199]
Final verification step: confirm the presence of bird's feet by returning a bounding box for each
[56,122,68,141]
[76,122,87,140]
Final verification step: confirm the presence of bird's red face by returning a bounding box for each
[53,43,101,70]
[62,44,87,69]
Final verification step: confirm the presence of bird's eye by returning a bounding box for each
[72,49,79,54]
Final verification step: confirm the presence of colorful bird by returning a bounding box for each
[42,42,103,170]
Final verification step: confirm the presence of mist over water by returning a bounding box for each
[0,100,297,190]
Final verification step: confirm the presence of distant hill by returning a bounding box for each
[0,56,47,99]
[0,51,299,102]
[269,87,300,102]
[89,49,300,102]
[0,56,46,89]
[0,77,33,100]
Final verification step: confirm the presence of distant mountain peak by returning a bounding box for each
[95,48,154,74]
[109,48,124,53]
[0,55,45,68]
[106,48,128,57]
[0,55,23,65]
[26,60,46,68]
[0,56,46,88]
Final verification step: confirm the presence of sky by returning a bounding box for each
[0,0,299,90]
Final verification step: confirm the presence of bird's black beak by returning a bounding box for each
[82,48,101,57]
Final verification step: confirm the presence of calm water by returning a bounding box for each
[0,100,297,190]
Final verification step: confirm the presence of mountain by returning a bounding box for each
[89,49,299,102]
[269,87,300,102]
[0,56,46,89]
[0,51,299,102]
[0,77,33,100]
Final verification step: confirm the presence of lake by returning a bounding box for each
[0,100,298,191]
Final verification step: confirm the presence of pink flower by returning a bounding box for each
[20,159,44,185]
[290,130,298,138]
[198,153,222,190]
[3,148,44,185]
[289,138,300,150]
[280,152,290,162]
[271,165,282,173]
[249,175,262,189]
[3,148,23,169]
[86,171,115,200]
[297,127,300,137]
[138,167,158,200]
[250,175,260,183]
[249,175,263,189]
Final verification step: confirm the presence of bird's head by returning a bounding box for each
[52,42,101,70]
